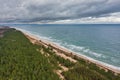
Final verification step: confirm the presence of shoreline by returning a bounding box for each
[15,27,120,74]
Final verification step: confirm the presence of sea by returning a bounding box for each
[3,24,120,69]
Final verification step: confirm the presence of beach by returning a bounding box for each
[17,28,120,75]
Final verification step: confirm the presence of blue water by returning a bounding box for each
[4,24,120,68]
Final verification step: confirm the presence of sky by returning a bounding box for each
[0,0,120,24]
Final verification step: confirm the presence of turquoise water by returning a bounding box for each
[5,24,120,68]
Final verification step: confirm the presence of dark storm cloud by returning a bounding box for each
[0,0,120,23]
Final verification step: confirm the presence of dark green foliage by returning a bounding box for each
[62,57,120,80]
[0,29,60,80]
[0,28,120,80]
[42,46,75,68]
[86,63,120,80]
[62,65,108,80]
[53,54,75,68]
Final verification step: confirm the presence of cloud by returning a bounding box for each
[0,0,120,23]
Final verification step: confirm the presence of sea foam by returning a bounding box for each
[12,26,120,72]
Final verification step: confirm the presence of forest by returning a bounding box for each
[0,28,120,80]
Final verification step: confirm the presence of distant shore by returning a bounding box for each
[15,28,120,74]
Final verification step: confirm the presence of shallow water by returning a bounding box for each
[5,24,120,68]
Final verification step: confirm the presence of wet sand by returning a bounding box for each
[19,29,120,74]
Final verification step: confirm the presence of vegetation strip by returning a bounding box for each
[0,28,120,80]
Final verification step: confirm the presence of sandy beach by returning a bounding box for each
[17,29,120,75]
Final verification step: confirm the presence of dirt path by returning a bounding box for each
[26,33,77,63]
[25,34,77,80]
[55,64,69,80]
[54,49,77,63]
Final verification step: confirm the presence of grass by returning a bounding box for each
[0,28,120,80]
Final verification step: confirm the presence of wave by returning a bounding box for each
[48,41,120,71]
[11,26,108,59]
[63,44,104,58]
[12,27,120,71]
